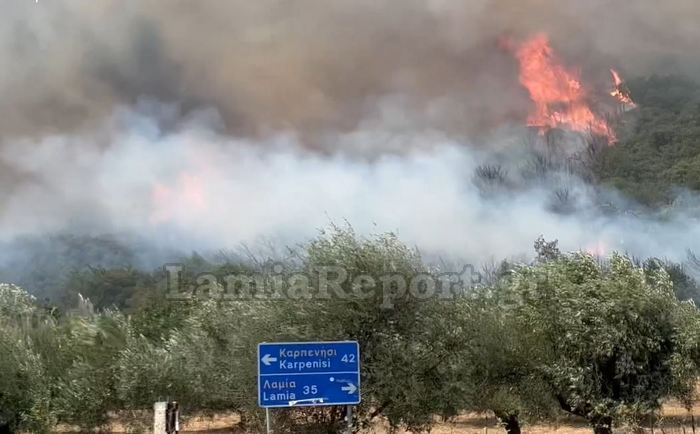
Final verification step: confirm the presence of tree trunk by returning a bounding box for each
[592,426,612,434]
[591,416,613,434]
[494,411,521,434]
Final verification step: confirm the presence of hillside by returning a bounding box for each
[596,75,700,205]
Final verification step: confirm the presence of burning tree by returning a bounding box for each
[513,33,635,145]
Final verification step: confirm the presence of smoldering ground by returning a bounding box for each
[2,0,700,288]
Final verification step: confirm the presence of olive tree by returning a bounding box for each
[263,227,469,433]
[0,284,54,434]
[500,252,700,434]
[454,292,557,434]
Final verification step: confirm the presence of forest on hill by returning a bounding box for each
[596,75,700,205]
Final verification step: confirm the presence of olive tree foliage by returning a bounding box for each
[3,230,700,434]
[0,226,470,433]
[0,328,52,434]
[106,226,470,433]
[497,252,700,434]
[644,257,700,305]
[0,284,54,434]
[51,300,130,429]
[99,226,469,433]
[116,298,273,421]
[454,292,558,434]
[261,226,469,433]
[0,283,36,318]
[0,285,153,433]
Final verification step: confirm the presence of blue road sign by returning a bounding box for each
[258,341,360,408]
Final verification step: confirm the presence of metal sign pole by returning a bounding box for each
[266,408,272,434]
[346,405,353,434]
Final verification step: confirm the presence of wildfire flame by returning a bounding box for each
[610,68,636,108]
[150,172,208,224]
[514,34,619,142]
[585,240,608,257]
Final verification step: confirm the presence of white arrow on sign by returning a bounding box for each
[341,383,357,394]
[261,354,278,366]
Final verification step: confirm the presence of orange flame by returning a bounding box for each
[150,172,208,224]
[515,34,615,141]
[610,68,624,87]
[610,68,636,108]
[585,240,608,257]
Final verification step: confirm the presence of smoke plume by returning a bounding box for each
[3,0,700,140]
[3,0,700,278]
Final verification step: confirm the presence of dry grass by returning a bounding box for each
[363,413,594,434]
[176,401,700,434]
[55,397,700,433]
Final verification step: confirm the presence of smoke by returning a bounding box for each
[3,0,700,279]
[3,0,700,140]
[0,101,698,268]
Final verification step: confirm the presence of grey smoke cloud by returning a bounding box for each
[2,0,700,270]
[1,104,698,266]
[3,0,700,141]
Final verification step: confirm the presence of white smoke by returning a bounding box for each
[1,102,698,265]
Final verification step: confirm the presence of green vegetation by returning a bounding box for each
[1,229,700,434]
[5,76,700,433]
[595,75,700,205]
[491,251,700,434]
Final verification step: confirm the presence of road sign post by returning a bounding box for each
[346,404,353,434]
[258,341,360,408]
